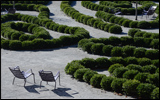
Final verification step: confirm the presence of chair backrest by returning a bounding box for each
[9,67,25,79]
[147,9,156,15]
[39,70,55,82]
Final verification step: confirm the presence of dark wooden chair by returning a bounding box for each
[141,6,157,19]
[8,8,16,14]
[9,66,35,86]
[39,70,60,89]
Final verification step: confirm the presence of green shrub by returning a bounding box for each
[111,46,123,57]
[122,20,132,27]
[123,70,139,79]
[149,20,159,28]
[82,42,94,53]
[134,31,146,37]
[108,63,124,74]
[145,49,159,60]
[100,76,115,91]
[133,37,145,47]
[122,45,136,57]
[137,58,152,66]
[108,36,120,46]
[9,40,22,50]
[143,38,152,48]
[1,40,10,49]
[95,57,111,69]
[137,21,151,29]
[146,73,159,87]
[151,87,159,99]
[126,64,142,72]
[151,59,159,68]
[150,33,159,39]
[120,36,133,46]
[66,61,85,76]
[104,13,114,22]
[114,17,123,24]
[111,78,127,93]
[104,23,114,32]
[143,32,152,38]
[11,32,21,40]
[136,83,156,98]
[52,23,59,31]
[109,57,125,65]
[122,79,140,96]
[128,28,141,37]
[112,67,129,78]
[79,58,96,69]
[134,72,149,83]
[22,40,33,50]
[129,21,138,28]
[90,74,106,88]
[109,16,117,23]
[83,70,98,84]
[150,39,159,49]
[108,25,122,34]
[74,68,90,81]
[90,43,105,55]
[141,65,157,74]
[134,47,146,58]
[102,45,113,56]
[31,38,47,50]
[19,34,29,41]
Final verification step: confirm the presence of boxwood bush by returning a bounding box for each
[150,87,159,99]
[90,74,106,88]
[90,43,105,55]
[136,83,156,98]
[108,63,124,74]
[9,40,22,50]
[108,25,122,34]
[126,64,142,72]
[122,79,140,96]
[112,67,129,78]
[133,47,146,58]
[79,58,96,69]
[95,57,111,69]
[137,21,151,29]
[146,73,159,87]
[145,49,159,60]
[137,57,152,66]
[123,70,139,79]
[111,46,123,57]
[141,65,157,74]
[109,57,125,65]
[102,45,113,56]
[111,78,127,93]
[128,28,141,37]
[100,76,115,91]
[150,39,159,49]
[74,68,90,81]
[134,72,149,83]
[122,45,136,57]
[83,70,98,84]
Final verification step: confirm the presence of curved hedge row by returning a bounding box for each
[78,40,159,60]
[1,8,90,50]
[60,1,122,34]
[128,28,159,39]
[65,57,159,99]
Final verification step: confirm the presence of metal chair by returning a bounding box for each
[141,5,157,19]
[39,70,60,89]
[9,66,35,86]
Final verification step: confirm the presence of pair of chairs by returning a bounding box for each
[9,66,60,89]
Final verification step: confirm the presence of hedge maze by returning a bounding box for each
[1,1,159,99]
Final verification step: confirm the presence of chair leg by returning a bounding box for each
[24,79,26,87]
[55,81,56,89]
[12,77,15,85]
[40,81,42,88]
[59,75,60,85]
[33,74,36,84]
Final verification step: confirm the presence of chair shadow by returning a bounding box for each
[50,12,54,16]
[24,84,44,94]
[51,86,79,98]
[70,1,76,7]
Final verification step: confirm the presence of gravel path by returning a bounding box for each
[1,1,159,99]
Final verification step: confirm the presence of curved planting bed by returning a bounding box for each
[1,3,90,50]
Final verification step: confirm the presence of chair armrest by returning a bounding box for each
[25,69,32,74]
[54,71,60,80]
